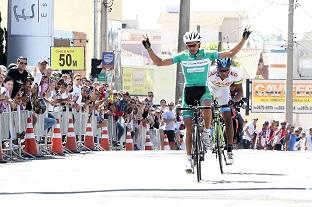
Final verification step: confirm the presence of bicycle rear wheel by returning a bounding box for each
[215,126,224,174]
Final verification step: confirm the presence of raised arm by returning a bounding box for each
[219,26,252,59]
[142,35,174,66]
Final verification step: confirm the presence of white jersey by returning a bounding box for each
[208,67,242,88]
[208,67,242,105]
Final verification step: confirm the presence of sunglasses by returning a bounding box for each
[218,70,229,73]
[186,43,198,48]
[19,62,27,65]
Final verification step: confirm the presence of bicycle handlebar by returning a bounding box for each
[176,98,247,111]
[213,98,247,109]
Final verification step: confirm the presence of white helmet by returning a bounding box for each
[0,65,7,73]
[183,31,201,44]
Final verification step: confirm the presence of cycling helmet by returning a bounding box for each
[217,58,231,69]
[183,31,201,44]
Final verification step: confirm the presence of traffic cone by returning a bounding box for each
[0,145,7,163]
[84,119,95,150]
[24,117,40,156]
[163,134,170,150]
[125,128,134,151]
[145,130,153,150]
[65,117,78,153]
[100,125,110,151]
[51,118,64,155]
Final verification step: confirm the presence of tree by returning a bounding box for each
[0,11,7,66]
[202,42,241,67]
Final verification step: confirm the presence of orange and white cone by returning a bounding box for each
[163,134,170,150]
[84,119,95,150]
[51,118,64,155]
[100,124,110,151]
[145,130,153,150]
[125,129,134,151]
[65,117,78,153]
[0,144,7,163]
[24,117,40,156]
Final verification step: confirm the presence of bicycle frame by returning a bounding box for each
[211,104,227,174]
[212,109,226,150]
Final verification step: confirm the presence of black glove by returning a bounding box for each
[142,34,151,49]
[241,97,248,103]
[228,100,235,106]
[242,26,252,40]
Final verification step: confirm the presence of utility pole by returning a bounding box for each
[218,32,222,52]
[100,0,108,53]
[93,0,99,58]
[285,0,294,124]
[175,0,190,103]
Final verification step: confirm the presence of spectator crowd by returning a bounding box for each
[242,119,312,151]
[1,56,311,153]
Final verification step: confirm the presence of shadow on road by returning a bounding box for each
[0,155,66,165]
[200,180,268,184]
[0,187,308,196]
[225,172,287,176]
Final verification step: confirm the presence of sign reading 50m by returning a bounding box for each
[50,47,85,70]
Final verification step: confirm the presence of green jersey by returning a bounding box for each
[172,49,219,86]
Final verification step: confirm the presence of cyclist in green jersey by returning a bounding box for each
[142,27,251,173]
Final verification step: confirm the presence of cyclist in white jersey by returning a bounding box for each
[142,27,251,173]
[208,58,244,164]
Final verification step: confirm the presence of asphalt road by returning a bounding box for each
[0,150,311,207]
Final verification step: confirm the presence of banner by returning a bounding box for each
[97,72,107,84]
[102,52,114,70]
[10,0,53,36]
[251,79,312,113]
[50,47,85,70]
[122,67,153,96]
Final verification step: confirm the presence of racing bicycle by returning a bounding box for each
[178,102,210,182]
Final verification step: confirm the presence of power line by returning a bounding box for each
[223,2,276,38]
[297,2,312,20]
[295,42,312,53]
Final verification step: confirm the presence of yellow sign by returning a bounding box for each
[122,67,153,95]
[50,47,85,70]
[251,79,312,113]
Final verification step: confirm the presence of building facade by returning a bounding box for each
[0,0,123,75]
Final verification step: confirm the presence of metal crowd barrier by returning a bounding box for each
[1,106,169,162]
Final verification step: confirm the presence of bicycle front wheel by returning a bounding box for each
[215,125,224,174]
[194,125,201,182]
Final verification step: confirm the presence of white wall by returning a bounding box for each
[220,18,240,42]
[199,26,219,43]
[161,26,178,46]
[268,51,287,79]
[161,25,220,50]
